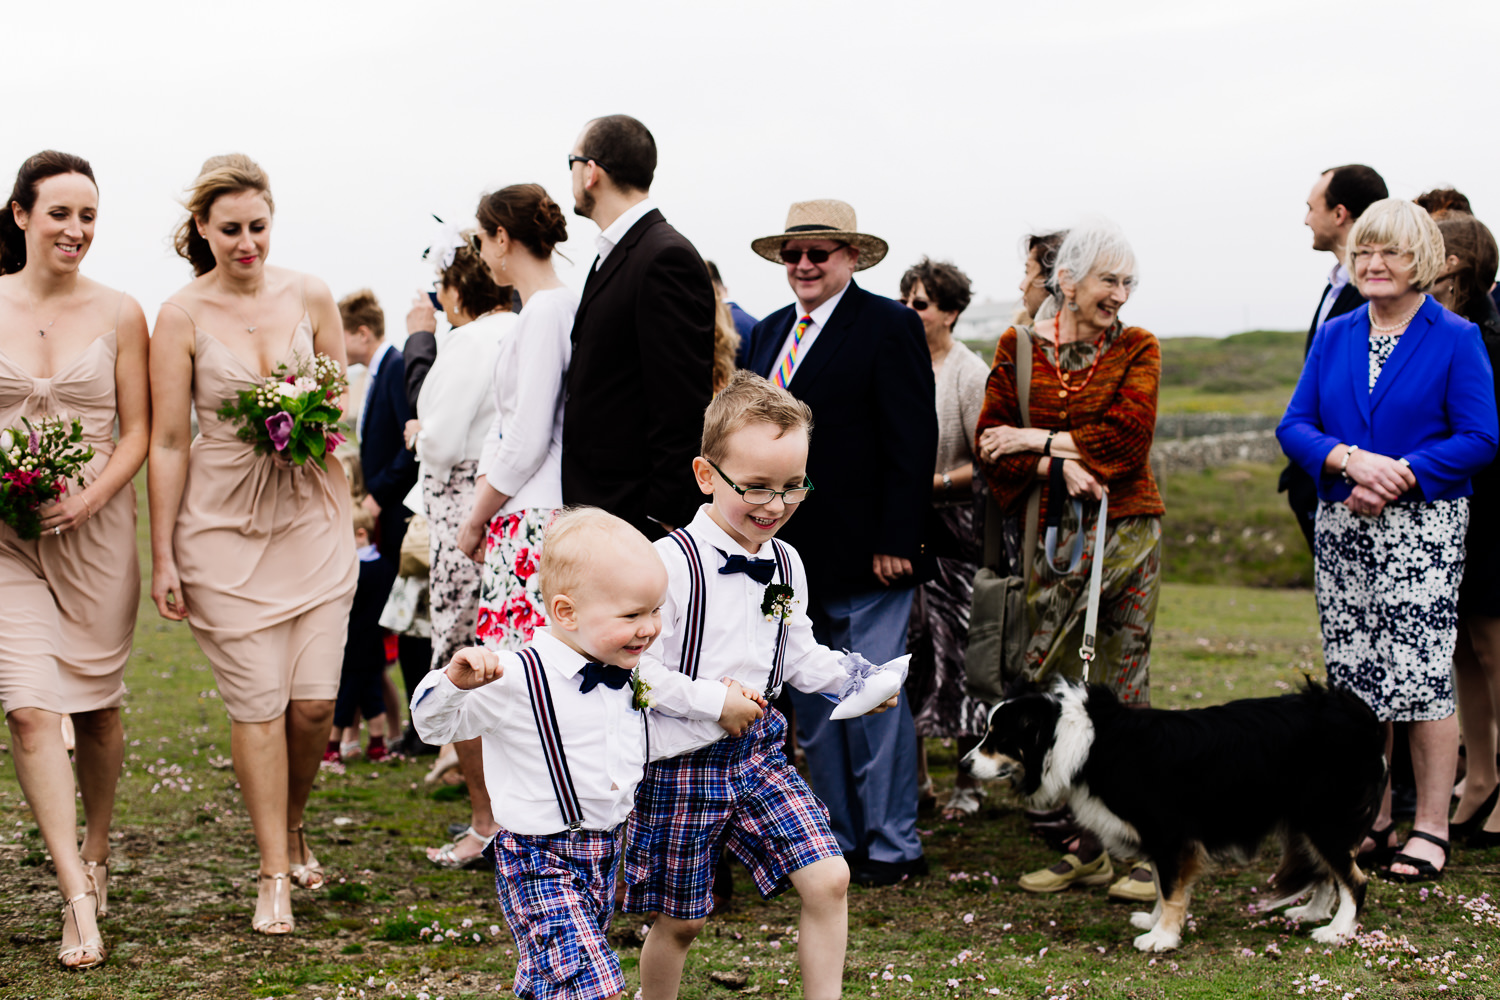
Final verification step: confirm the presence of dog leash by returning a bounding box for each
[1079,488,1108,666]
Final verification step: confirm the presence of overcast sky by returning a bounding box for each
[8,0,1498,342]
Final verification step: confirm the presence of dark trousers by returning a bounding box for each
[335,560,394,729]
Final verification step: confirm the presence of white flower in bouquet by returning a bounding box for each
[0,430,12,453]
[275,382,301,399]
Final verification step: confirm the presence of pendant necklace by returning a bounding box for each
[25,285,67,338]
[231,296,260,334]
[1047,315,1108,397]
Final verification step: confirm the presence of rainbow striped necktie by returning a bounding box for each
[775,315,813,388]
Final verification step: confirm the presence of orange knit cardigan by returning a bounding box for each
[976,324,1164,522]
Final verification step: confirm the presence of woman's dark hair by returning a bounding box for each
[1,150,97,276]
[476,183,568,260]
[173,153,274,276]
[1435,213,1499,325]
[898,257,972,317]
[441,240,512,317]
[1416,187,1474,220]
[1025,230,1068,292]
[580,115,657,193]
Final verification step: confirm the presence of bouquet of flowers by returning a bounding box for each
[0,416,95,540]
[216,353,349,469]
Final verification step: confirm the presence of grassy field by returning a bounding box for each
[1,487,1497,999]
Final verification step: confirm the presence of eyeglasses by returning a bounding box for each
[1350,247,1414,264]
[904,298,931,311]
[779,245,846,265]
[707,459,814,505]
[468,233,482,254]
[568,154,610,173]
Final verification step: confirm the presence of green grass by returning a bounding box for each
[2,480,1498,999]
[1158,462,1313,589]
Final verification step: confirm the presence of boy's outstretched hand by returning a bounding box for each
[718,678,768,736]
[444,647,504,690]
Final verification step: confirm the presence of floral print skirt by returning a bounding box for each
[476,506,558,652]
[424,463,482,670]
[1314,499,1466,722]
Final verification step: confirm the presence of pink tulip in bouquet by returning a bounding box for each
[0,415,95,539]
[217,353,349,469]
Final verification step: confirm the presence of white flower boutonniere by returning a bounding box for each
[630,669,654,712]
[762,582,796,622]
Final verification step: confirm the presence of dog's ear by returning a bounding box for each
[1014,700,1061,797]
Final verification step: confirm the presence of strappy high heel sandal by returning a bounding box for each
[82,859,110,917]
[287,825,325,890]
[252,872,294,935]
[58,887,105,970]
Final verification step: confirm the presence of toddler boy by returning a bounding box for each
[412,507,727,1000]
[328,503,390,763]
[626,370,896,1000]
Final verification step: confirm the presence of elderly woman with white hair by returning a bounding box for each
[1278,198,1499,883]
[975,220,1163,898]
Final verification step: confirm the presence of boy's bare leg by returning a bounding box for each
[639,913,709,1000]
[790,856,849,1000]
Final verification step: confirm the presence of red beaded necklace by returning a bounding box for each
[1046,314,1108,398]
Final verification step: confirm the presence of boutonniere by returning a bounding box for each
[630,669,654,712]
[762,582,796,622]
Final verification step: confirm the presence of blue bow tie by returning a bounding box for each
[579,662,633,694]
[720,553,777,584]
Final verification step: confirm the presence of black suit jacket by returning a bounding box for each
[1279,280,1367,498]
[746,281,938,596]
[562,209,715,537]
[360,346,419,561]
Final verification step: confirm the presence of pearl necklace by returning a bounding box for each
[1369,295,1424,334]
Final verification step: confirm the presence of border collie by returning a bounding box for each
[961,678,1384,952]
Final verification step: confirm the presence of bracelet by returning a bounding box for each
[81,494,92,520]
[941,472,954,495]
[1340,445,1359,484]
[1043,430,1057,456]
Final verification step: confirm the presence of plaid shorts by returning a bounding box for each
[623,707,843,919]
[492,826,625,1000]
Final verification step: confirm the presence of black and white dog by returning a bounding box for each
[961,678,1384,952]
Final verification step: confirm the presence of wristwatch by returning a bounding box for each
[941,472,954,494]
[1043,430,1057,456]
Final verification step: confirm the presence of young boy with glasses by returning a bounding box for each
[624,370,899,1000]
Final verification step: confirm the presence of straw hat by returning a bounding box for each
[751,199,888,271]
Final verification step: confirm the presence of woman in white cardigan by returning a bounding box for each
[455,184,574,650]
[411,236,514,868]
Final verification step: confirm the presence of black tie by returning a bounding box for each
[578,662,633,694]
[720,553,777,584]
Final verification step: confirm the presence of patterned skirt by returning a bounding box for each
[1314,499,1466,721]
[907,503,989,736]
[423,462,482,671]
[476,507,558,652]
[1023,509,1160,705]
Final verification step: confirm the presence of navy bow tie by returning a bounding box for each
[720,553,777,584]
[579,662,633,694]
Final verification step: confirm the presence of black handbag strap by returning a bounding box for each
[981,327,1040,581]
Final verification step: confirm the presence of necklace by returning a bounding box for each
[1369,295,1424,334]
[1046,315,1108,398]
[229,296,261,334]
[24,285,68,338]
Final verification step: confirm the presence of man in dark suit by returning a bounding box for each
[340,290,419,580]
[562,114,715,538]
[745,200,938,886]
[1280,164,1388,549]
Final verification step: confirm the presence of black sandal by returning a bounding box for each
[1356,821,1399,869]
[1383,829,1449,884]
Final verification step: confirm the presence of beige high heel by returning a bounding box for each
[58,888,105,970]
[288,826,325,890]
[82,860,110,917]
[252,873,294,935]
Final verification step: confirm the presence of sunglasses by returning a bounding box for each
[904,298,931,311]
[567,154,611,173]
[779,245,847,265]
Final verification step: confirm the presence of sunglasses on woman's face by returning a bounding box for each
[904,298,931,311]
[779,246,843,265]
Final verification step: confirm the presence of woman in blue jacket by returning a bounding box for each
[1278,198,1498,884]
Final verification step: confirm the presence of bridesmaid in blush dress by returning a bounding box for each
[147,154,357,936]
[0,151,149,970]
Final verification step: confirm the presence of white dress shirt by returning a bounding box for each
[409,628,647,835]
[415,311,513,483]
[639,506,851,757]
[769,280,851,385]
[593,198,658,270]
[356,339,396,440]
[1316,262,1353,332]
[477,286,577,514]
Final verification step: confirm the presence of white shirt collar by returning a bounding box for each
[1328,262,1351,291]
[802,279,851,327]
[687,504,770,558]
[530,627,590,678]
[594,197,658,268]
[366,339,396,378]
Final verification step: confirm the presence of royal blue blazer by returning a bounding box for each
[1277,296,1498,503]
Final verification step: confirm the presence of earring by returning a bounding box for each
[1066,299,1079,312]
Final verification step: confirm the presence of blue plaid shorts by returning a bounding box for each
[623,707,843,919]
[492,826,625,1000]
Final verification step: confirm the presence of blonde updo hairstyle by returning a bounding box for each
[173,153,274,277]
[1344,198,1446,292]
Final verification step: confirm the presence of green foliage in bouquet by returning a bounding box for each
[0,416,95,540]
[216,353,349,470]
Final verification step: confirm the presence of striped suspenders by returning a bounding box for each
[518,647,584,832]
[666,529,793,702]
